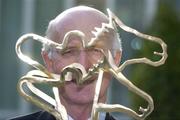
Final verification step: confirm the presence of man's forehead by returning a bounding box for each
[47,6,116,50]
[59,33,108,50]
[51,7,108,42]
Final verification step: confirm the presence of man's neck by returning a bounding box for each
[60,97,93,120]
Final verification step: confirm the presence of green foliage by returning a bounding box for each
[131,1,180,120]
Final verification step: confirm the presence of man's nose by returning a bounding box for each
[78,50,91,70]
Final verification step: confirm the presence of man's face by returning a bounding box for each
[48,35,112,104]
[43,9,120,105]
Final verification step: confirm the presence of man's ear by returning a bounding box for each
[114,50,121,66]
[41,51,53,72]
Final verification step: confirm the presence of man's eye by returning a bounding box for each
[62,49,73,54]
[64,49,72,54]
[93,48,100,52]
[87,48,102,56]
[91,48,102,54]
[62,48,79,56]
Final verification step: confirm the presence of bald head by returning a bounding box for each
[44,6,122,54]
[46,6,109,43]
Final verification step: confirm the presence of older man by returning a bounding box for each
[11,6,121,120]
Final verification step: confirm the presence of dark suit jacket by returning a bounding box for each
[10,111,115,120]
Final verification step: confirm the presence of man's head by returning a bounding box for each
[42,6,121,108]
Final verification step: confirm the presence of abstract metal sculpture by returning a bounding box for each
[15,9,167,120]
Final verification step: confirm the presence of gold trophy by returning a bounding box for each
[15,9,167,120]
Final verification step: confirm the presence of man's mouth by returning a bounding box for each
[67,77,97,85]
[60,62,100,85]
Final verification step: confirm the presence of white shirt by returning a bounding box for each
[67,112,106,120]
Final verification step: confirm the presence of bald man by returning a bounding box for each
[11,6,121,120]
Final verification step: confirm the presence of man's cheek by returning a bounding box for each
[52,61,70,73]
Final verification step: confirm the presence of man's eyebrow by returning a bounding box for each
[63,46,83,52]
[92,42,108,49]
[65,46,77,48]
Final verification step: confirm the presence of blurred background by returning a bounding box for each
[0,0,180,119]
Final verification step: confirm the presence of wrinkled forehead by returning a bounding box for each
[47,10,117,50]
[55,13,108,41]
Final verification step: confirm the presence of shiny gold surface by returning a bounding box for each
[15,9,167,120]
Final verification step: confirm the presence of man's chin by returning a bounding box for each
[59,80,96,104]
[65,78,96,90]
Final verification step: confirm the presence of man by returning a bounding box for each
[11,6,121,120]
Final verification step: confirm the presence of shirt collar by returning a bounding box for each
[67,112,106,120]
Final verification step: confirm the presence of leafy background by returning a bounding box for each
[131,1,180,119]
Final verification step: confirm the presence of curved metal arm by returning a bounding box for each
[15,33,70,120]
[17,76,66,120]
[110,70,153,120]
[91,56,154,120]
[107,9,168,72]
[90,9,168,120]
[15,32,103,120]
[15,33,59,77]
